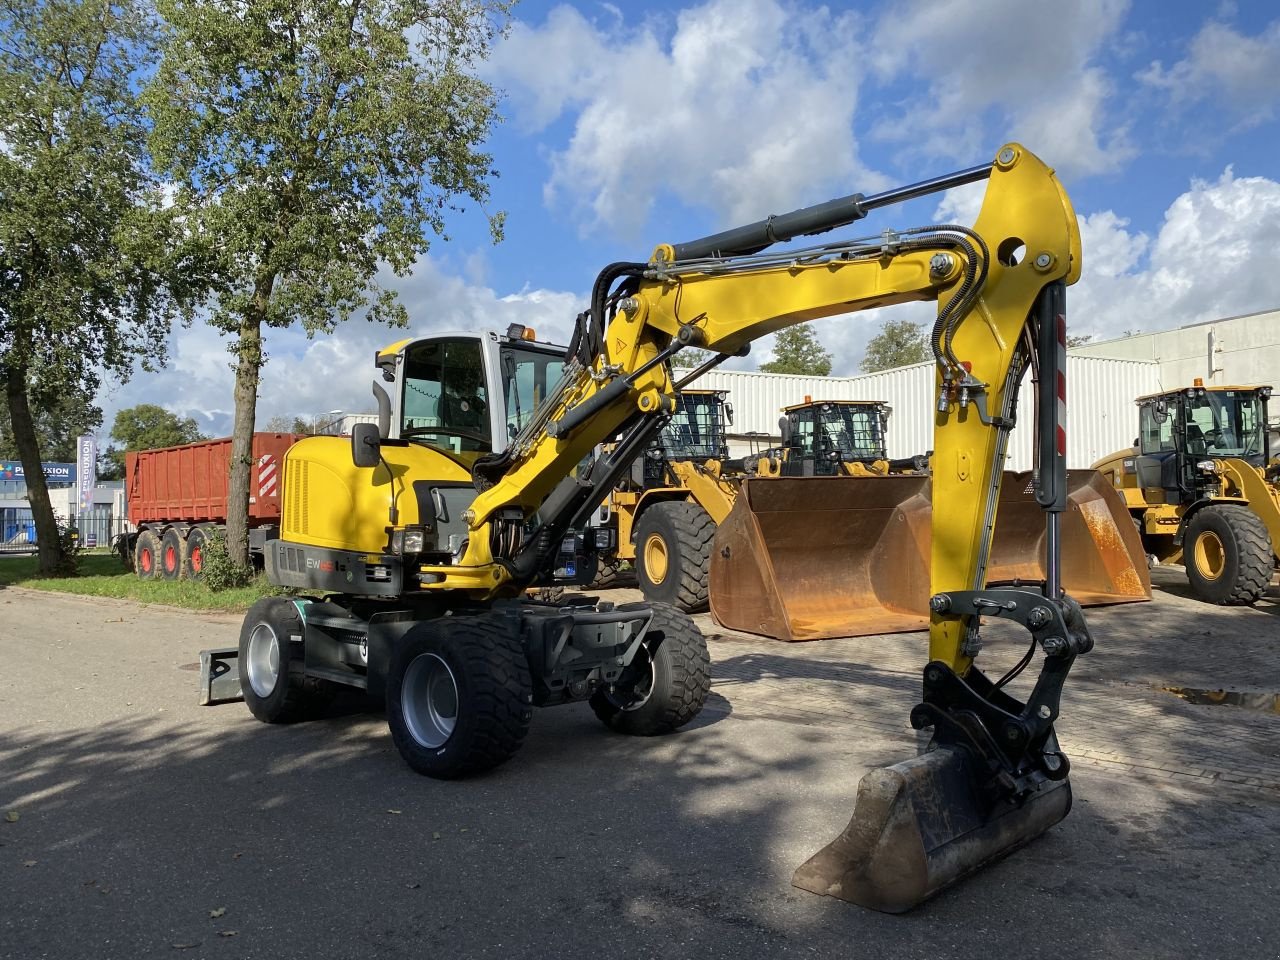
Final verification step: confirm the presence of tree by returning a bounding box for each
[760,327,833,376]
[672,347,714,370]
[100,404,206,479]
[1066,333,1092,347]
[0,0,192,574]
[860,319,930,373]
[263,415,313,434]
[145,0,510,569]
[0,393,102,464]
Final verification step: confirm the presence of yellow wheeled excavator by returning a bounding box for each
[1092,381,1279,603]
[205,143,1097,912]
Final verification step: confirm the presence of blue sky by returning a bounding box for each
[94,0,1280,440]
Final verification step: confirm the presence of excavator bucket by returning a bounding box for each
[989,470,1151,605]
[711,470,1147,642]
[791,745,1072,912]
[710,476,932,641]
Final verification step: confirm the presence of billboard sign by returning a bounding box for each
[0,461,76,483]
[77,435,98,511]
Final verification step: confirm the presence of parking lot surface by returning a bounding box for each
[2,567,1277,959]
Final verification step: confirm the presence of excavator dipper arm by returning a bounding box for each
[433,144,1090,910]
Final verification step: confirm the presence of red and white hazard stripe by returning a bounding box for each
[258,455,278,498]
[1056,313,1067,457]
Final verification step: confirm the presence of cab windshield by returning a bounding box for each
[791,404,887,460]
[1183,390,1266,461]
[501,343,565,441]
[661,393,726,461]
[400,338,492,452]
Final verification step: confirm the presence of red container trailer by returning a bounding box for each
[122,433,304,580]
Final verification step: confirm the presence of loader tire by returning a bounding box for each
[589,558,624,589]
[239,597,329,723]
[634,501,715,612]
[590,603,710,736]
[1185,505,1273,605]
[387,614,533,779]
[135,530,161,580]
[160,528,184,580]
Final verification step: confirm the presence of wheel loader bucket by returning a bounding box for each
[990,470,1151,605]
[792,745,1072,912]
[710,476,932,641]
[710,469,1147,643]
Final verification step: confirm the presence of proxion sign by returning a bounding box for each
[0,461,76,483]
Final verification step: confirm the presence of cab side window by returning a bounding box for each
[1139,403,1174,454]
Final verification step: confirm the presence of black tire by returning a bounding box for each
[590,558,625,589]
[634,502,715,612]
[135,529,161,580]
[185,526,211,581]
[160,528,184,580]
[386,615,533,779]
[1184,505,1273,605]
[238,597,316,723]
[590,603,710,736]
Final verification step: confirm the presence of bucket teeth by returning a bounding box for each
[792,746,1072,913]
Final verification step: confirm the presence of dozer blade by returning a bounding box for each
[710,475,932,641]
[990,470,1151,605]
[710,470,1148,642]
[792,746,1072,913]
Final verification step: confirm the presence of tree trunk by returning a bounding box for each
[4,355,64,575]
[225,307,265,571]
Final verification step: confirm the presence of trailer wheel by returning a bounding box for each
[1185,505,1273,605]
[634,502,715,612]
[185,526,211,581]
[590,603,709,735]
[135,530,161,580]
[160,528,184,580]
[386,614,533,779]
[238,597,318,723]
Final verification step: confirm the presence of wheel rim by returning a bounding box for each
[190,544,203,573]
[643,533,669,585]
[606,643,655,712]
[246,623,281,698]
[1194,529,1226,581]
[402,653,459,749]
[140,546,152,574]
[164,545,177,573]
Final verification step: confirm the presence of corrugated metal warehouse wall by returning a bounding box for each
[691,355,1161,470]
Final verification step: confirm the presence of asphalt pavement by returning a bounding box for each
[1,567,1277,959]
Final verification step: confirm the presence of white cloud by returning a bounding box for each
[1138,18,1280,125]
[487,0,878,238]
[866,0,1133,177]
[1071,169,1280,337]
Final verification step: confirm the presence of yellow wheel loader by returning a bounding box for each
[204,144,1101,912]
[1092,381,1278,604]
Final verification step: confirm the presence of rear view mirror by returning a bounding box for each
[724,402,734,426]
[779,415,792,445]
[352,422,382,468]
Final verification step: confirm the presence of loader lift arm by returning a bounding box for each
[401,143,1091,911]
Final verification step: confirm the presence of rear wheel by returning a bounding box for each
[634,502,715,612]
[589,557,629,589]
[386,615,533,779]
[1185,505,1273,605]
[590,603,710,735]
[185,526,211,581]
[160,528,184,580]
[135,530,161,580]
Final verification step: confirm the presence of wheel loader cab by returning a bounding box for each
[779,401,889,476]
[1135,386,1270,503]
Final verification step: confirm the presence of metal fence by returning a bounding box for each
[0,507,128,554]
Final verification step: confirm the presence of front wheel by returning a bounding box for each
[238,597,328,722]
[386,615,533,779]
[590,603,710,736]
[1185,504,1273,605]
[634,502,715,612]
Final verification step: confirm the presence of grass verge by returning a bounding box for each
[0,552,285,612]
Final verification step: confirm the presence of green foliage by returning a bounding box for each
[101,403,206,479]
[0,393,102,462]
[263,415,315,434]
[50,519,83,578]
[760,327,833,376]
[860,320,931,373]
[0,0,198,573]
[200,532,256,591]
[1066,333,1092,347]
[144,0,512,564]
[672,347,715,370]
